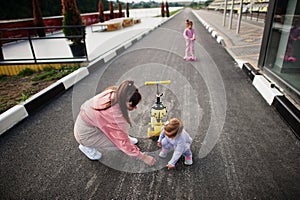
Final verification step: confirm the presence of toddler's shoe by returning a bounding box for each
[191,57,196,61]
[128,135,138,144]
[159,148,169,158]
[184,155,193,165]
[79,144,102,160]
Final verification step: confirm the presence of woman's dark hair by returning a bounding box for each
[111,80,141,126]
[130,89,142,107]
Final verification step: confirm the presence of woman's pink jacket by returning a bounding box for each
[79,89,144,159]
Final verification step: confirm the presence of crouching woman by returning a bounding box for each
[74,80,156,166]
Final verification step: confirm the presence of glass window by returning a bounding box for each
[264,0,300,93]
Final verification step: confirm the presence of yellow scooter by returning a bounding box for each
[144,80,171,139]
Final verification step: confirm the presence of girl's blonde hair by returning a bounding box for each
[164,118,183,137]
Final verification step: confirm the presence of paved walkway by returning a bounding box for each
[192,9,264,68]
[2,17,169,63]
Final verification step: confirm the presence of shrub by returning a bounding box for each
[62,0,84,44]
[18,68,35,76]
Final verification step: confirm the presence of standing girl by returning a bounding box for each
[183,20,196,61]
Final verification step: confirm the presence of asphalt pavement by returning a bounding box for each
[0,8,300,199]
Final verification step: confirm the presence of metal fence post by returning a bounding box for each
[82,26,88,61]
[223,0,228,26]
[236,0,243,34]
[0,43,3,61]
[229,0,234,29]
[28,31,37,63]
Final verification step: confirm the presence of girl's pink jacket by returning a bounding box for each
[79,89,144,159]
[183,28,196,40]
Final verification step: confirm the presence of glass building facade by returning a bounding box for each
[260,0,300,104]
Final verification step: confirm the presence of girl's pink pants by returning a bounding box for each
[185,39,195,58]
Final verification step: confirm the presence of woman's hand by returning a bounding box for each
[167,164,175,170]
[141,154,156,166]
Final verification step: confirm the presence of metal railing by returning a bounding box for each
[0,25,88,64]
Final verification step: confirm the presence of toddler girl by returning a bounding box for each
[157,118,193,170]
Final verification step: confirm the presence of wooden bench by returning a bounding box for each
[134,18,141,24]
[91,17,139,32]
[91,20,123,32]
[122,18,134,27]
[106,21,123,31]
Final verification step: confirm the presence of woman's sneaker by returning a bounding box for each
[184,155,193,165]
[79,144,102,160]
[159,148,169,158]
[128,135,138,144]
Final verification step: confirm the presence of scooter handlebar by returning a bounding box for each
[145,80,171,85]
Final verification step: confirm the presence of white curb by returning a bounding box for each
[124,41,132,49]
[103,50,117,63]
[58,67,89,90]
[211,31,217,38]
[23,81,63,104]
[0,105,28,135]
[235,59,247,69]
[217,36,224,44]
[252,75,283,105]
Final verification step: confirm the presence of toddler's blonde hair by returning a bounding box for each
[164,118,183,137]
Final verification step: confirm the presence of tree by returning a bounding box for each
[109,1,114,19]
[62,0,86,57]
[205,0,214,7]
[32,0,45,37]
[62,0,84,45]
[161,1,165,17]
[165,1,169,17]
[126,3,129,18]
[118,1,122,18]
[98,0,104,22]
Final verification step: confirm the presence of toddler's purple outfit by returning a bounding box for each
[157,129,193,167]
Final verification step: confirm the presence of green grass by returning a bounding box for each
[18,89,35,102]
[169,9,182,16]
[18,65,81,102]
[32,65,80,82]
[155,8,183,17]
[18,68,35,76]
[1,64,81,107]
[0,74,7,81]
